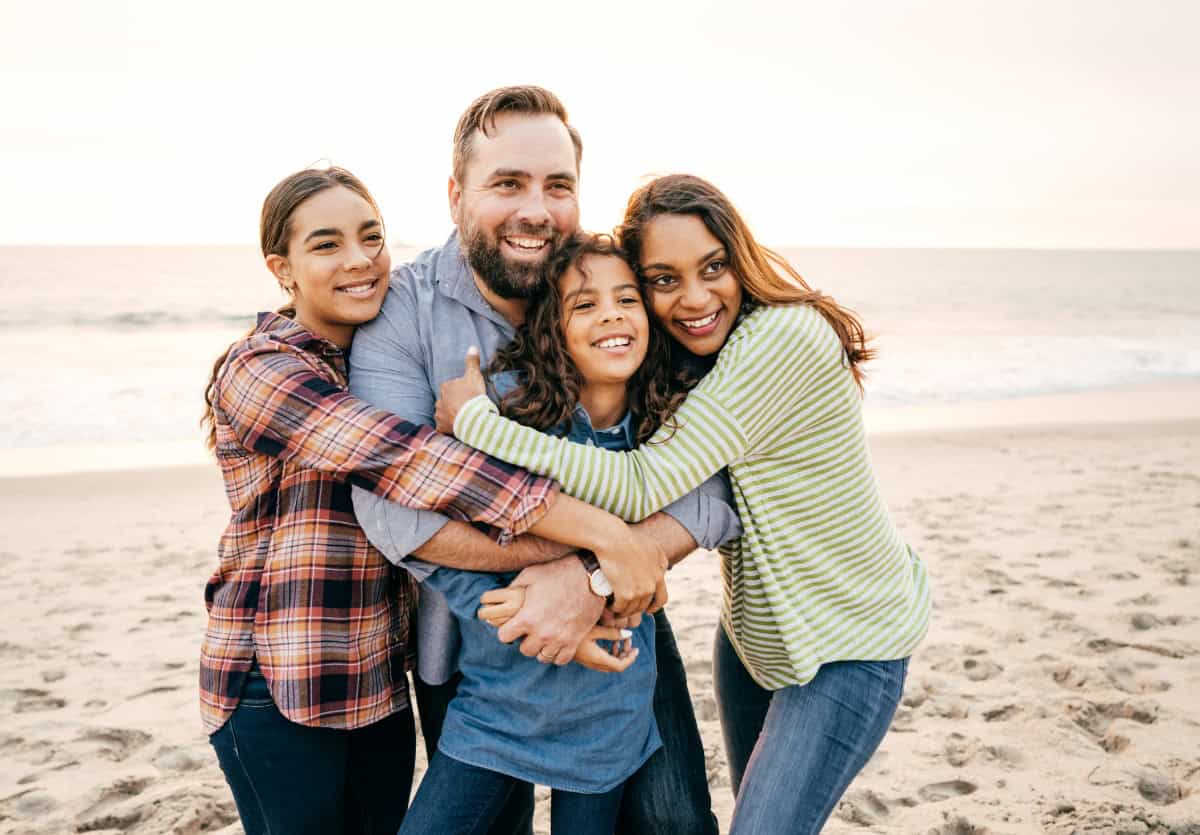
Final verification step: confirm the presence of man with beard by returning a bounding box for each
[350,87,740,834]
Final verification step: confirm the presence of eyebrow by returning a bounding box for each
[641,247,725,273]
[487,168,577,185]
[562,282,639,303]
[303,219,380,244]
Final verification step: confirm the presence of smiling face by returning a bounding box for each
[559,254,649,390]
[450,112,581,301]
[639,213,743,356]
[266,185,390,348]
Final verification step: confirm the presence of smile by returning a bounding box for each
[503,236,549,253]
[676,310,721,334]
[592,334,634,352]
[336,279,378,297]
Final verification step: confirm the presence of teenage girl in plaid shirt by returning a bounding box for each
[200,168,669,834]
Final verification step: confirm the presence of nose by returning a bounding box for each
[515,189,552,226]
[598,301,625,324]
[345,243,373,272]
[679,277,711,311]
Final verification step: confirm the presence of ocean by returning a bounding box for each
[2,244,1198,456]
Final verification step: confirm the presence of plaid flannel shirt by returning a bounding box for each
[200,312,558,734]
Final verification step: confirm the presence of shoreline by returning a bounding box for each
[3,378,1198,480]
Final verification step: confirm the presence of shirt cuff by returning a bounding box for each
[453,393,499,444]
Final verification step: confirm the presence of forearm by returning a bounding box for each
[526,492,626,555]
[634,512,701,568]
[413,524,574,572]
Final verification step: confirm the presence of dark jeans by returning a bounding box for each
[413,610,716,835]
[713,624,908,835]
[210,664,416,835]
[400,751,624,835]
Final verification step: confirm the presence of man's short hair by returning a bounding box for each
[452,85,583,184]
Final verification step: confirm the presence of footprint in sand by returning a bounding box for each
[943,733,978,767]
[927,814,992,835]
[0,688,67,713]
[74,776,157,833]
[153,745,206,773]
[918,780,978,802]
[130,685,182,700]
[1137,770,1182,806]
[71,728,152,763]
[835,788,891,826]
[1063,698,1158,744]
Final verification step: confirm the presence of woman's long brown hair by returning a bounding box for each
[489,233,692,445]
[200,166,381,451]
[617,174,875,391]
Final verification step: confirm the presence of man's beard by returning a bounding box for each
[463,220,564,300]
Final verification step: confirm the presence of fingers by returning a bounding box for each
[496,614,531,645]
[476,602,518,627]
[585,626,633,643]
[599,610,641,629]
[647,577,669,615]
[464,345,483,382]
[480,587,524,605]
[574,641,639,673]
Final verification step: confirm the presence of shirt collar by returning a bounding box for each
[434,230,517,335]
[570,403,637,449]
[254,310,345,359]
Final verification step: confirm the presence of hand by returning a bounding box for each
[573,626,639,673]
[477,586,524,629]
[435,346,486,435]
[594,525,669,617]
[599,608,643,630]
[495,557,605,665]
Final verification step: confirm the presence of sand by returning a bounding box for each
[1,386,1198,834]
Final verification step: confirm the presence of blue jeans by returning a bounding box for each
[400,751,624,835]
[414,610,715,835]
[713,625,908,835]
[210,663,416,835]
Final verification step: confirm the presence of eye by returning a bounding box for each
[550,181,575,193]
[703,260,726,277]
[495,179,520,190]
[313,240,338,251]
[364,232,384,243]
[572,300,595,311]
[619,295,640,306]
[644,274,678,290]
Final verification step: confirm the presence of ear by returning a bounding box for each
[265,253,293,292]
[447,176,463,225]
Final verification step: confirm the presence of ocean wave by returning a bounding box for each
[0,308,258,330]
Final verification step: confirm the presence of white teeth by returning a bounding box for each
[337,280,377,296]
[680,311,719,328]
[505,237,548,251]
[595,336,631,349]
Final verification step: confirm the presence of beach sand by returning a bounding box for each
[1,385,1198,834]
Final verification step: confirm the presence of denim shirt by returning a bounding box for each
[425,387,660,793]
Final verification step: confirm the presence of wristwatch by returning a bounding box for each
[577,550,613,600]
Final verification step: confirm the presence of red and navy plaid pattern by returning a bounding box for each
[200,312,558,733]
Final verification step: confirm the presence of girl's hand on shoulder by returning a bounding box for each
[435,346,486,435]
[573,626,638,673]
[477,585,525,629]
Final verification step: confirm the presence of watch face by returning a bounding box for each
[589,570,613,598]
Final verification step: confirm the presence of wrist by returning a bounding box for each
[577,549,615,603]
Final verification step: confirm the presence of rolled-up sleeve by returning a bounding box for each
[660,471,743,550]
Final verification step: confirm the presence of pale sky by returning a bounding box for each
[2,0,1197,248]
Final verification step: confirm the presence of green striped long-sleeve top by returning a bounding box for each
[455,303,932,690]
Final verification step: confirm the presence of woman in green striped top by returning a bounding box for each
[437,174,931,834]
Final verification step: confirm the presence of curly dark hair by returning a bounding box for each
[489,233,694,445]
